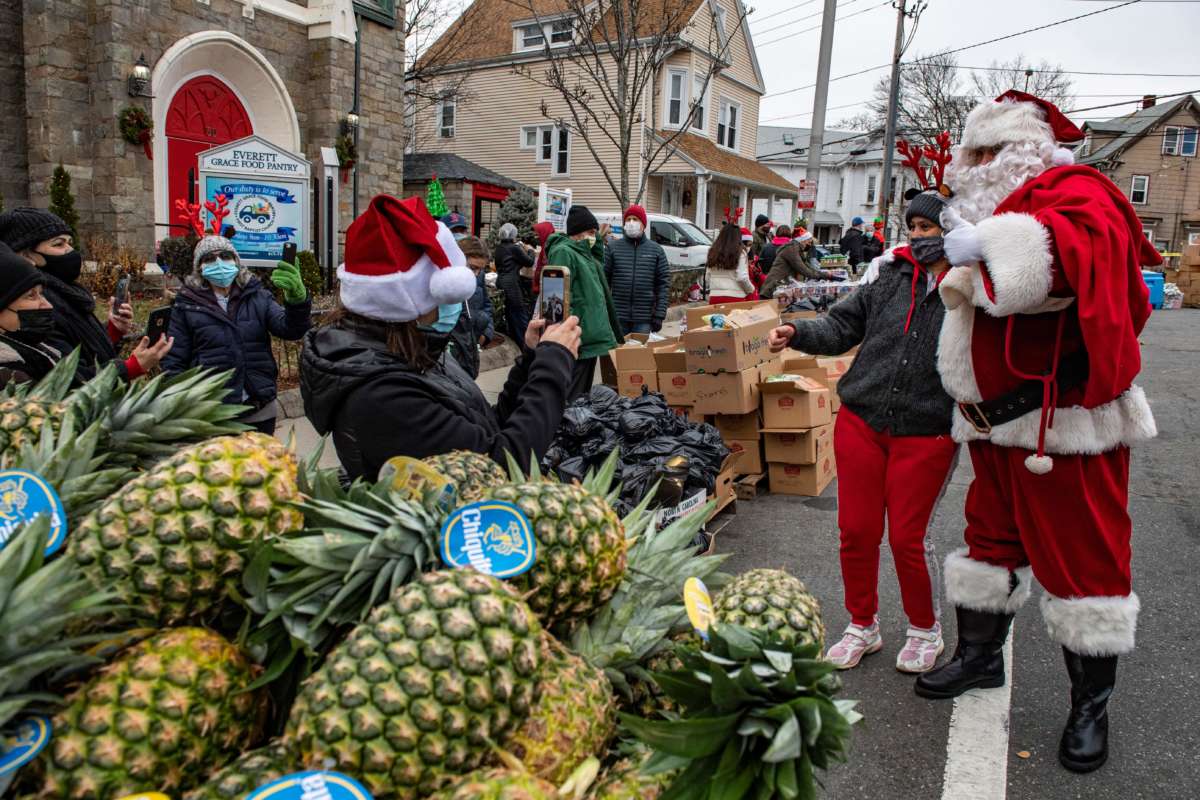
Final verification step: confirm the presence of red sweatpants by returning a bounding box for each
[964,441,1132,599]
[833,409,959,629]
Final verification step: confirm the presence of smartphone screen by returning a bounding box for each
[540,275,566,324]
[113,275,129,307]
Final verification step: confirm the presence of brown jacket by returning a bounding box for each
[762,242,824,296]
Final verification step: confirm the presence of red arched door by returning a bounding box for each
[166,75,252,231]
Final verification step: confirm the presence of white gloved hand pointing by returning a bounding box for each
[940,206,985,266]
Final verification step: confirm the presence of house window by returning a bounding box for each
[783,133,794,146]
[519,23,544,48]
[717,99,740,150]
[1130,174,1149,205]
[521,126,539,149]
[354,0,396,26]
[866,175,877,205]
[837,177,845,205]
[550,18,573,44]
[516,19,575,51]
[438,94,456,139]
[666,69,687,127]
[539,127,554,162]
[1163,126,1198,157]
[716,6,728,32]
[691,74,708,132]
[552,127,570,176]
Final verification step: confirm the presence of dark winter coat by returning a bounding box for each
[603,234,670,333]
[0,335,60,390]
[783,246,953,436]
[495,241,535,287]
[762,242,823,296]
[447,274,495,379]
[161,277,312,408]
[862,233,885,263]
[300,317,576,481]
[839,228,867,265]
[40,274,127,382]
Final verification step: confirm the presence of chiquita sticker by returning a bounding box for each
[0,470,67,556]
[440,501,537,579]
[684,577,716,640]
[0,716,51,777]
[247,770,373,800]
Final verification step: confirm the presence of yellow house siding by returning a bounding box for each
[711,75,760,160]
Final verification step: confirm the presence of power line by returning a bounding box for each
[1064,88,1200,114]
[764,61,892,99]
[953,65,1200,78]
[750,0,867,36]
[749,0,821,28]
[757,1,890,48]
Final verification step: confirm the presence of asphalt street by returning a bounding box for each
[712,309,1200,799]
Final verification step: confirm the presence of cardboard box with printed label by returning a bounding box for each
[760,375,833,429]
[685,299,780,330]
[610,335,677,371]
[652,345,694,406]
[727,439,764,474]
[1183,244,1200,266]
[780,355,851,413]
[768,457,836,497]
[616,370,659,398]
[712,453,739,511]
[691,361,781,415]
[761,423,833,465]
[715,411,762,441]
[683,303,781,374]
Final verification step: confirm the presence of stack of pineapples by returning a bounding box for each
[1,353,854,800]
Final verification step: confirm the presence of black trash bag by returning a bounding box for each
[553,456,589,486]
[618,409,659,442]
[587,384,620,407]
[624,435,683,461]
[618,454,689,510]
[561,405,602,440]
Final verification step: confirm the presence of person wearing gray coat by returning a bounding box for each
[603,204,670,335]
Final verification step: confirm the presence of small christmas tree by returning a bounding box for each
[487,185,538,248]
[49,163,80,242]
[425,175,448,218]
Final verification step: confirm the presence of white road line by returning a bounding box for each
[940,632,1015,800]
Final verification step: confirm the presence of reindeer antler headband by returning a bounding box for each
[898,131,954,200]
[722,206,744,225]
[175,193,231,238]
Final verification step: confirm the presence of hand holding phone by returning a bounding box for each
[145,306,172,344]
[113,274,130,307]
[281,242,298,266]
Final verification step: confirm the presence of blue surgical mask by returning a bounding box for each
[427,302,463,334]
[202,258,239,288]
[453,232,467,241]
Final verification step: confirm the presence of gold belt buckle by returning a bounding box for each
[959,402,992,434]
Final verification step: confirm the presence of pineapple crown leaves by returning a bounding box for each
[618,624,861,800]
[23,348,82,404]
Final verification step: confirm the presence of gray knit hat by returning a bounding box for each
[192,235,241,269]
[905,190,948,228]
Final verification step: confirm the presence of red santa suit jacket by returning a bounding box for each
[937,165,1160,457]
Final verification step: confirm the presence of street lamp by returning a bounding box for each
[342,111,360,137]
[128,54,152,98]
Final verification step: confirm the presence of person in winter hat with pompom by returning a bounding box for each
[917,91,1159,776]
[300,194,580,481]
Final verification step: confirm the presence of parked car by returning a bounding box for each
[595,211,711,270]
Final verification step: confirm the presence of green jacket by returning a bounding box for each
[545,232,621,359]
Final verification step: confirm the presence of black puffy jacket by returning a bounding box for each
[300,318,575,481]
[161,277,312,406]
[604,235,670,333]
[41,274,128,382]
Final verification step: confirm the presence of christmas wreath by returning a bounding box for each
[119,106,153,160]
[336,134,357,182]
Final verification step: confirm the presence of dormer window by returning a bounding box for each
[516,18,575,51]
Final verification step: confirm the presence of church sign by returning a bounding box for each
[198,135,311,268]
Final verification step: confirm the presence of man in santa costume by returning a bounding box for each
[915,90,1160,774]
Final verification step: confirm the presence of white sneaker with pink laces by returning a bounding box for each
[895,623,944,673]
[825,622,883,669]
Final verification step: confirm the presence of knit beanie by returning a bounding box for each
[0,208,72,254]
[339,194,475,323]
[905,190,948,228]
[754,214,770,228]
[192,235,242,269]
[0,243,45,310]
[566,205,599,236]
[622,204,648,229]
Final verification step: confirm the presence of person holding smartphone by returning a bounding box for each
[301,194,581,481]
[0,207,172,382]
[160,234,311,434]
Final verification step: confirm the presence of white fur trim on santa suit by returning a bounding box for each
[1041,592,1140,655]
[974,212,1055,317]
[960,96,1055,151]
[948,384,1157,454]
[944,548,1034,613]
[937,298,983,403]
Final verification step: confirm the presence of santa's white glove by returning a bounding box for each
[859,248,895,285]
[940,206,984,266]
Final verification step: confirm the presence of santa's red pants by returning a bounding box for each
[947,440,1139,656]
[833,409,958,629]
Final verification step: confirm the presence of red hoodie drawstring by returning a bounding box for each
[1003,312,1067,473]
[903,265,949,334]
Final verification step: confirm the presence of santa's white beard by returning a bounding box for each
[947,141,1057,223]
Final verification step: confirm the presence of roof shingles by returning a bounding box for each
[655,130,797,194]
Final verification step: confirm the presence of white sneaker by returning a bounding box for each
[825,622,883,670]
[895,623,944,673]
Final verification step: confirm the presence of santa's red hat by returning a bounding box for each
[739,226,753,242]
[339,194,476,322]
[961,90,1084,166]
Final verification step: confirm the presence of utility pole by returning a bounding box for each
[878,0,912,242]
[803,0,838,221]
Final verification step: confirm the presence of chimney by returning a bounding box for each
[1143,95,1157,109]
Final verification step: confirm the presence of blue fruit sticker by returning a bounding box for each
[0,470,67,557]
[247,770,373,800]
[0,717,51,777]
[440,501,537,579]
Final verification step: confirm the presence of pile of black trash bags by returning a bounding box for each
[543,385,730,517]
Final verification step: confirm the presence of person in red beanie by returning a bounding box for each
[917,91,1159,775]
[300,194,581,481]
[603,204,670,334]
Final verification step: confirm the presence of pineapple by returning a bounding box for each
[68,433,305,627]
[182,741,296,800]
[587,755,675,800]
[503,635,616,784]
[712,568,825,649]
[427,768,559,800]
[624,638,688,719]
[0,397,62,453]
[422,450,507,504]
[24,628,265,800]
[284,569,544,799]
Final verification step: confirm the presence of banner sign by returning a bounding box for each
[538,183,573,233]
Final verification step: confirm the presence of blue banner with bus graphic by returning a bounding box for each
[204,177,302,263]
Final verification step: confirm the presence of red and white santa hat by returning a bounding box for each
[960,89,1085,167]
[338,194,477,322]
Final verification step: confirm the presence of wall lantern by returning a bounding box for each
[342,111,360,137]
[128,54,153,98]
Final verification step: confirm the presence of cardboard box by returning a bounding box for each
[691,362,781,415]
[616,370,658,398]
[611,335,676,371]
[659,372,696,406]
[713,454,739,510]
[762,423,833,465]
[769,457,836,497]
[760,376,833,429]
[652,345,689,374]
[715,411,762,441]
[684,303,781,374]
[1183,244,1200,266]
[727,439,764,474]
[780,355,850,413]
[685,299,778,330]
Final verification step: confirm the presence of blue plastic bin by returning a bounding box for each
[1142,270,1164,310]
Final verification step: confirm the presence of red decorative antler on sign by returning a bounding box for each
[175,198,205,238]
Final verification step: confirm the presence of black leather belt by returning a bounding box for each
[957,351,1089,433]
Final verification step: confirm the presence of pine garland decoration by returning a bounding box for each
[118,106,153,159]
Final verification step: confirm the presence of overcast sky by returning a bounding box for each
[750,0,1200,129]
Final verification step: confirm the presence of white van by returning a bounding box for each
[595,211,712,270]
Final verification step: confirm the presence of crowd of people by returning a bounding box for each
[0,89,1156,776]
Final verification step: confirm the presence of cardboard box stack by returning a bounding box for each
[715,411,764,476]
[760,370,836,496]
[608,334,677,399]
[683,301,782,416]
[1178,245,1200,308]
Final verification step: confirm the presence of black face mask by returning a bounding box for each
[910,236,946,266]
[418,327,453,361]
[10,308,55,344]
[39,249,83,284]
